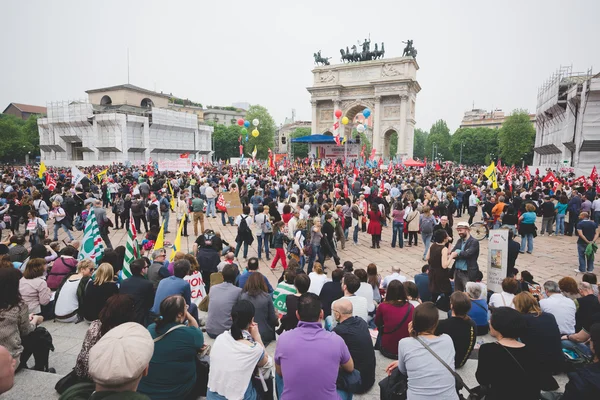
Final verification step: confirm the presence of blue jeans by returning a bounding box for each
[337,390,353,400]
[307,244,322,273]
[556,214,565,235]
[257,233,270,260]
[344,227,349,240]
[353,225,359,244]
[561,339,593,358]
[161,211,170,231]
[520,234,534,253]
[594,211,600,225]
[206,198,216,217]
[391,221,404,248]
[235,241,249,258]
[421,232,433,259]
[53,221,74,241]
[221,212,233,226]
[577,242,594,272]
[207,379,256,400]
[40,214,48,223]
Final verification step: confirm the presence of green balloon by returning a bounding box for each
[241,128,248,135]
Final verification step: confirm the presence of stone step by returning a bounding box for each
[2,369,63,400]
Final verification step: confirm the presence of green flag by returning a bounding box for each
[78,209,104,264]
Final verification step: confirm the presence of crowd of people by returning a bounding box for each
[0,159,599,399]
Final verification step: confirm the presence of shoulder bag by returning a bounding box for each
[415,336,484,400]
[378,367,408,400]
[375,304,413,351]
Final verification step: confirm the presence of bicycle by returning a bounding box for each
[470,216,493,241]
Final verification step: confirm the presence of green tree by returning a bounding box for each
[289,127,311,158]
[450,127,499,165]
[413,128,428,159]
[243,105,276,160]
[355,129,371,157]
[424,120,452,161]
[210,123,243,161]
[388,132,398,159]
[0,114,34,162]
[498,110,535,165]
[23,115,41,156]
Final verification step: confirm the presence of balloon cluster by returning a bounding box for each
[355,107,371,134]
[237,118,260,138]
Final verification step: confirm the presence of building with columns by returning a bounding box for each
[307,57,420,160]
[37,84,213,166]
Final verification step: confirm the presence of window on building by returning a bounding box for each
[71,142,84,161]
[100,95,112,105]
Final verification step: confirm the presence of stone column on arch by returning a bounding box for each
[397,95,408,158]
[333,98,341,137]
[311,100,318,134]
[372,96,382,158]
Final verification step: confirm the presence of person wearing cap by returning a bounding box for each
[450,221,480,292]
[61,322,154,399]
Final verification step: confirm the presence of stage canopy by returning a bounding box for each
[290,134,356,144]
[403,158,426,167]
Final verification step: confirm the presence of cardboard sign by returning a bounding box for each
[487,229,508,293]
[222,191,243,217]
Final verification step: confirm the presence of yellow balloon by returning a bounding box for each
[252,129,259,137]
[341,116,349,125]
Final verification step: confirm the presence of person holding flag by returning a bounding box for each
[175,194,189,237]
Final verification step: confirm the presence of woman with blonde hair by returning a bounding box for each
[82,263,118,322]
[308,262,331,296]
[54,260,95,322]
[307,217,323,273]
[514,292,564,386]
[50,200,74,242]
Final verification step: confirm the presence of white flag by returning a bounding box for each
[71,166,85,186]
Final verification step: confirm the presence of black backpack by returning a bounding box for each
[238,215,252,236]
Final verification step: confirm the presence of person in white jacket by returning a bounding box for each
[175,195,189,237]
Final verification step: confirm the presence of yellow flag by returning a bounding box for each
[168,181,176,210]
[484,162,498,189]
[169,216,185,261]
[38,161,46,179]
[97,169,108,181]
[153,221,165,252]
[342,136,347,145]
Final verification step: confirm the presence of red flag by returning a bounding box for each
[590,166,598,183]
[497,158,504,174]
[360,145,366,160]
[268,148,275,177]
[147,158,154,177]
[239,144,244,156]
[535,168,540,176]
[216,193,227,212]
[505,168,513,191]
[46,174,57,192]
[343,178,349,198]
[524,166,531,182]
[388,162,393,175]
[179,153,189,159]
[377,157,383,168]
[333,122,340,131]
[369,148,376,161]
[334,135,341,146]
[435,162,441,171]
[380,179,385,197]
[541,171,557,183]
[353,167,359,180]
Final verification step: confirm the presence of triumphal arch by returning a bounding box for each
[307,51,421,160]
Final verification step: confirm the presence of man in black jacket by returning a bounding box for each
[321,213,340,267]
[450,222,480,292]
[332,299,376,394]
[120,259,154,326]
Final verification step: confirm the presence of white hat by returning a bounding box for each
[89,322,154,387]
[456,222,470,229]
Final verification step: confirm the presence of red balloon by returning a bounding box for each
[237,119,244,126]
[334,109,342,118]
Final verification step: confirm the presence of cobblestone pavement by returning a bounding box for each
[2,209,578,399]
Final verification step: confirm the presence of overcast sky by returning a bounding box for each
[2,0,599,132]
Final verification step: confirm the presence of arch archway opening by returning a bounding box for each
[383,129,399,161]
[343,103,373,146]
[141,98,154,108]
[100,95,112,105]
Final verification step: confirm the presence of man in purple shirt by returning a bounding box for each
[275,293,354,400]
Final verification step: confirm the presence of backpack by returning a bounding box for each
[131,201,142,214]
[149,207,159,220]
[74,215,85,231]
[238,215,252,236]
[421,216,435,234]
[159,199,169,213]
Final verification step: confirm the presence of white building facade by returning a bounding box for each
[533,69,600,174]
[37,84,213,166]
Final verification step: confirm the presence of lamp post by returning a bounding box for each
[459,142,465,165]
[431,142,437,164]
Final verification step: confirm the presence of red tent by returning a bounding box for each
[403,158,426,167]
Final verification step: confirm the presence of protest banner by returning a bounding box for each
[487,229,508,293]
[222,191,243,217]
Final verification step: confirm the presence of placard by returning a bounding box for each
[157,159,192,172]
[487,229,508,293]
[222,191,243,217]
